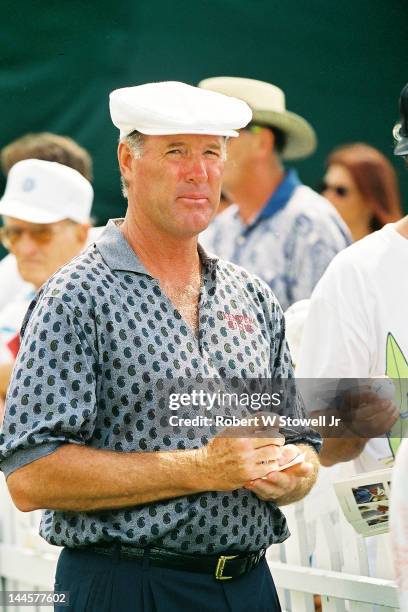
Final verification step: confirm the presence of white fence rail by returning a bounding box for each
[0,475,400,611]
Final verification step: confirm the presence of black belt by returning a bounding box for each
[80,543,266,581]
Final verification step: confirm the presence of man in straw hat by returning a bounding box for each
[0,81,320,610]
[199,76,351,311]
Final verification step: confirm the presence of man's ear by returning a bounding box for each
[255,127,275,160]
[118,141,135,183]
[75,223,90,246]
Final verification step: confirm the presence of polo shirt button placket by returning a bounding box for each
[197,323,208,356]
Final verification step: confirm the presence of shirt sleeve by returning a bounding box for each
[0,294,98,477]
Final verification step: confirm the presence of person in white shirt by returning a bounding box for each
[389,82,408,611]
[297,217,407,472]
[294,216,407,577]
[297,83,408,584]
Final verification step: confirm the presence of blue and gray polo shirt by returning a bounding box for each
[0,219,320,554]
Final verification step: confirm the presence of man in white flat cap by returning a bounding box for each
[0,159,92,414]
[0,81,320,612]
[199,76,351,311]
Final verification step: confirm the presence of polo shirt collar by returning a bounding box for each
[257,168,301,223]
[95,218,218,275]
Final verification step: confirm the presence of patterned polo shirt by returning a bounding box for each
[200,169,351,311]
[0,219,320,554]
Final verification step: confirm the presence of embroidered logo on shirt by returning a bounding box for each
[222,312,255,333]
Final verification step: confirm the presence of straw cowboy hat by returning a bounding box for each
[198,76,317,160]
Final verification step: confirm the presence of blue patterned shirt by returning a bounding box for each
[201,170,351,311]
[0,220,320,554]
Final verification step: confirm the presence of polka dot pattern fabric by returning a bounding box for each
[0,220,320,554]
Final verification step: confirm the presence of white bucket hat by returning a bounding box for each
[198,76,317,160]
[0,159,93,224]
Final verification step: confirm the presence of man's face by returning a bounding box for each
[1,218,88,288]
[120,134,225,238]
[221,130,258,196]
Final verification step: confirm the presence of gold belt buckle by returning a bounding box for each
[215,554,238,580]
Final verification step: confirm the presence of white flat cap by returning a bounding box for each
[109,81,252,138]
[0,159,93,224]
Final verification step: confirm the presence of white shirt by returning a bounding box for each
[297,224,408,472]
[390,438,408,610]
[0,254,33,311]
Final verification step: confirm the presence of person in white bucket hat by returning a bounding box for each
[0,81,320,612]
[0,132,94,311]
[0,158,92,286]
[0,158,92,409]
[199,76,351,311]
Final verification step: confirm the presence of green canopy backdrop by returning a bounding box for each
[1,0,407,251]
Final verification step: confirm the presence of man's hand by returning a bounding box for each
[196,424,286,491]
[243,444,319,506]
[6,422,313,513]
[316,384,399,466]
[341,390,399,438]
[319,379,398,439]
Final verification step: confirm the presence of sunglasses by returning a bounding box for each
[0,223,74,249]
[320,182,349,197]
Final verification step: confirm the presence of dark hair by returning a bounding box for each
[327,143,402,230]
[247,123,287,155]
[1,132,93,181]
[269,126,287,155]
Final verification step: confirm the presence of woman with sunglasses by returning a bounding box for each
[321,143,402,241]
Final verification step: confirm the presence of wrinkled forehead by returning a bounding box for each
[142,133,226,148]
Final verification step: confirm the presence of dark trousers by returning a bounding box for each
[54,547,282,612]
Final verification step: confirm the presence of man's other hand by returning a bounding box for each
[242,443,319,505]
[340,389,399,438]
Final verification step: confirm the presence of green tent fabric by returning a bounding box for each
[1,0,407,242]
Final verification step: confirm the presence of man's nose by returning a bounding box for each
[185,155,208,183]
[14,231,40,255]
